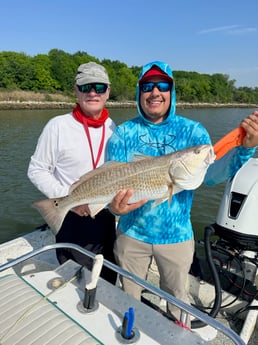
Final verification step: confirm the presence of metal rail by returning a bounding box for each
[0,242,245,345]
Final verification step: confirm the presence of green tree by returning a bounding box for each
[72,51,99,67]
[209,73,233,103]
[0,50,257,104]
[0,53,13,89]
[233,86,258,103]
[48,49,77,91]
[31,54,60,91]
[0,51,34,89]
[103,59,137,101]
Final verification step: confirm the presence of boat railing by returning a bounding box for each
[0,242,245,345]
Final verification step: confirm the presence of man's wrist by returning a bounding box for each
[108,206,121,217]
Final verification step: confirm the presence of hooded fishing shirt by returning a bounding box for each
[107,61,256,245]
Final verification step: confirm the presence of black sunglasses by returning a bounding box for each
[140,81,172,93]
[77,83,108,94]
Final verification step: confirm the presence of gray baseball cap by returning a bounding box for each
[75,62,110,86]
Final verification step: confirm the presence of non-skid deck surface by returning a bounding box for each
[0,274,102,345]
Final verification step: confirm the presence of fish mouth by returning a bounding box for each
[193,145,215,165]
[205,147,216,165]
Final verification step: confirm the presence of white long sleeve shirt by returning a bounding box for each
[28,112,116,198]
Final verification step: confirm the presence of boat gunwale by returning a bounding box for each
[0,242,246,345]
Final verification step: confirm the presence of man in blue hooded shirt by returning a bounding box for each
[108,61,258,327]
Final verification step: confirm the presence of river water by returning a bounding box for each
[0,107,256,243]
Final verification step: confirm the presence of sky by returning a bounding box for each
[0,0,258,87]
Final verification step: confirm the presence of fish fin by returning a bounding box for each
[132,154,152,161]
[152,197,169,207]
[32,199,67,235]
[152,185,174,207]
[173,185,184,195]
[100,160,125,167]
[87,204,107,218]
[69,180,82,193]
[168,184,173,206]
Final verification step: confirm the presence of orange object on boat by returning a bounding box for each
[213,127,246,160]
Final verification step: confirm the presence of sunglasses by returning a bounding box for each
[140,81,172,93]
[77,83,108,94]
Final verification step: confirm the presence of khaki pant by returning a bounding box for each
[114,231,194,327]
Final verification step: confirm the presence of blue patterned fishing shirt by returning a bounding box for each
[107,61,256,244]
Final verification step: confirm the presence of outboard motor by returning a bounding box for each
[208,158,258,296]
[192,158,258,329]
[215,157,258,251]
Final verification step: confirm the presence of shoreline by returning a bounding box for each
[0,100,257,110]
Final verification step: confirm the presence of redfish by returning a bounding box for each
[33,145,214,234]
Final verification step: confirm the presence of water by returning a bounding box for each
[0,107,256,243]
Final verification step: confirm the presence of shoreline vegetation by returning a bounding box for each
[1,50,258,108]
[0,91,257,110]
[1,100,258,110]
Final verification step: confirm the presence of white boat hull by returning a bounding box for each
[0,228,252,345]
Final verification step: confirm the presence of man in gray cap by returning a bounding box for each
[28,61,117,284]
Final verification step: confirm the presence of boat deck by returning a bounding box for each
[0,260,208,345]
[0,228,252,345]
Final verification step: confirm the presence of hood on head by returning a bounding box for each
[136,61,176,125]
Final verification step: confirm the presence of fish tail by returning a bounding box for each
[32,199,67,235]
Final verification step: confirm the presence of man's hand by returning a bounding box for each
[109,189,147,215]
[72,204,91,217]
[241,110,258,148]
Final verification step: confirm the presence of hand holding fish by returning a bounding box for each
[109,189,147,216]
[240,110,258,148]
[72,204,91,217]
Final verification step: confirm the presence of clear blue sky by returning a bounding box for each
[1,0,257,87]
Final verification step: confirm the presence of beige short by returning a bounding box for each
[114,230,194,325]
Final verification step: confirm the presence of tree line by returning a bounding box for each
[0,49,257,104]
